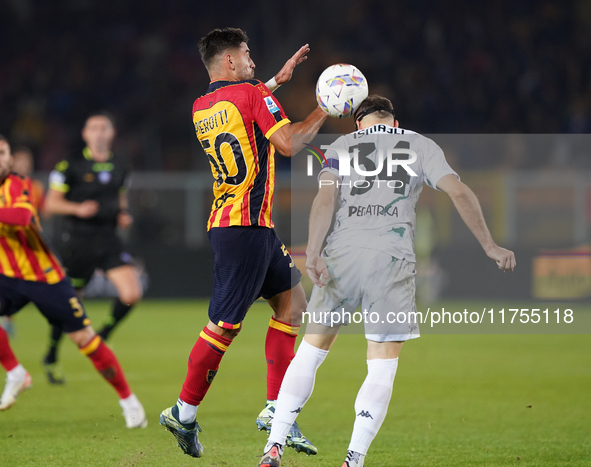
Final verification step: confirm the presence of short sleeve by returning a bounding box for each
[250,82,290,139]
[421,137,459,190]
[49,159,72,193]
[319,135,347,181]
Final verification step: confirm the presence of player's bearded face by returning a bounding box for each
[0,141,12,180]
[234,42,255,80]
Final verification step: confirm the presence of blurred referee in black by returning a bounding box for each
[42,111,143,384]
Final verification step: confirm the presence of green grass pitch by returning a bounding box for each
[0,299,589,466]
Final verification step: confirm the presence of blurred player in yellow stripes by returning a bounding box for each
[0,135,146,428]
[0,146,44,337]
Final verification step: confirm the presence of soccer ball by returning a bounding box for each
[316,64,369,118]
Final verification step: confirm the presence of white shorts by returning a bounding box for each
[307,245,420,342]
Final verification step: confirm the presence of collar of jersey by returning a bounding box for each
[357,123,412,134]
[83,147,113,161]
[207,79,258,93]
[366,123,395,132]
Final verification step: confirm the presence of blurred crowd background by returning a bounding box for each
[0,0,590,173]
[1,0,589,299]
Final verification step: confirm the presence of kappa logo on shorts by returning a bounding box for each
[206,369,218,384]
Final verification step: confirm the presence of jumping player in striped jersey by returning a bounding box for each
[0,135,147,428]
[160,28,328,458]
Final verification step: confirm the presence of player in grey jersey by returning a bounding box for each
[257,95,516,467]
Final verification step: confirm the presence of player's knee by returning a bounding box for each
[272,299,307,324]
[68,326,96,348]
[119,287,142,305]
[226,327,241,339]
[288,300,308,326]
[206,321,241,340]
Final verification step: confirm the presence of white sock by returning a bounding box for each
[177,398,198,424]
[119,393,139,410]
[7,364,26,380]
[348,358,398,455]
[268,339,328,445]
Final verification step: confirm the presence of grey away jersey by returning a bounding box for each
[320,124,458,262]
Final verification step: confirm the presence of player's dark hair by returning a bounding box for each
[198,28,249,69]
[85,110,116,128]
[0,134,8,144]
[354,95,395,123]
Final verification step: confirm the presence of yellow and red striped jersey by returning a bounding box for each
[192,79,290,230]
[0,173,65,284]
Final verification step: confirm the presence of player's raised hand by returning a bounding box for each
[486,245,516,272]
[76,200,99,218]
[274,44,310,86]
[305,254,329,287]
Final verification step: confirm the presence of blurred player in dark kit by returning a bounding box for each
[42,112,143,384]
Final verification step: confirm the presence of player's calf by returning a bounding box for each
[72,328,146,427]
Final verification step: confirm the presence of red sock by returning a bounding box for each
[80,335,131,399]
[265,317,299,400]
[0,326,19,372]
[180,327,232,405]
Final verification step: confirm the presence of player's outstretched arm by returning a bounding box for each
[269,107,328,157]
[305,172,339,287]
[45,189,99,219]
[265,44,310,92]
[437,174,516,272]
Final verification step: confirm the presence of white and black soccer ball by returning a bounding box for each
[316,64,369,119]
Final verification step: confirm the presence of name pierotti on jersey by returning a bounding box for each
[194,109,229,136]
